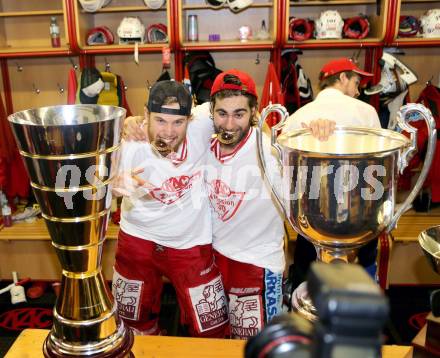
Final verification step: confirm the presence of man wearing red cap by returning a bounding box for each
[206,69,285,339]
[283,58,381,294]
[284,57,380,137]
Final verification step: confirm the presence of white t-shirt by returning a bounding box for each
[206,128,285,273]
[119,103,214,249]
[283,88,381,132]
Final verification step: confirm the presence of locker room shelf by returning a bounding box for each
[390,0,440,46]
[180,39,276,51]
[289,0,376,6]
[283,0,390,48]
[0,10,64,17]
[72,0,173,53]
[79,5,167,13]
[177,0,279,50]
[0,0,71,57]
[182,2,274,10]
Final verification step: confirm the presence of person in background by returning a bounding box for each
[282,57,381,292]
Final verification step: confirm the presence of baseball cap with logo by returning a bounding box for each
[319,58,373,80]
[80,67,104,104]
[210,69,258,99]
[147,80,192,116]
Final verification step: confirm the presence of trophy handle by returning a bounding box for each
[387,103,437,232]
[256,104,290,214]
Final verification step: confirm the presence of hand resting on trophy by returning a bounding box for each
[301,119,336,141]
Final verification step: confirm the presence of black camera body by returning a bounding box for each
[245,263,389,358]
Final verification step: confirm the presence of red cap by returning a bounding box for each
[211,69,258,99]
[319,58,373,80]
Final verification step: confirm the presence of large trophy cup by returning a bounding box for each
[8,105,134,357]
[416,226,440,356]
[257,103,436,321]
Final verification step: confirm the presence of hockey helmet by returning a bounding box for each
[117,17,145,44]
[315,10,344,39]
[228,0,253,13]
[343,15,370,39]
[146,23,168,43]
[86,26,114,45]
[143,0,165,10]
[78,0,112,13]
[289,17,314,41]
[420,9,440,38]
[398,15,420,37]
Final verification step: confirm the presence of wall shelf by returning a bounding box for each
[0,10,64,17]
[390,0,440,46]
[79,5,167,13]
[290,0,376,6]
[182,2,273,10]
[283,0,390,48]
[72,0,172,53]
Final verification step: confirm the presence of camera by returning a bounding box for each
[245,263,389,358]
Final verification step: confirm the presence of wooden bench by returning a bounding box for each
[5,329,413,358]
[1,209,440,284]
[0,219,119,280]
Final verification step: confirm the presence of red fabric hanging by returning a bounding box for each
[0,92,29,199]
[259,62,284,127]
[67,68,77,105]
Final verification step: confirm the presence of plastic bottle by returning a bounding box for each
[2,204,12,227]
[50,17,61,48]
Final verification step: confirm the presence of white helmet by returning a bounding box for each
[78,0,112,13]
[117,17,145,44]
[315,10,343,39]
[143,0,165,10]
[420,9,440,38]
[228,0,253,13]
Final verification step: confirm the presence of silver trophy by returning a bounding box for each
[8,105,134,357]
[257,103,436,321]
[418,226,440,354]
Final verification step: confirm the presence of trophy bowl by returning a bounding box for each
[8,105,133,357]
[419,226,440,275]
[257,103,437,320]
[417,226,440,354]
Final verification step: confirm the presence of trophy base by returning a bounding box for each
[43,328,134,358]
[412,313,440,357]
[291,282,318,322]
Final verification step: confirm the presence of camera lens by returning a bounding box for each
[245,313,312,358]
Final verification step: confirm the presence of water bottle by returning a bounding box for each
[187,15,199,42]
[50,16,61,48]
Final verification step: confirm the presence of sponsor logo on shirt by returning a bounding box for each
[207,179,245,221]
[150,171,202,205]
[264,270,283,323]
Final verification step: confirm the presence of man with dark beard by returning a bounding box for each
[205,70,285,339]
